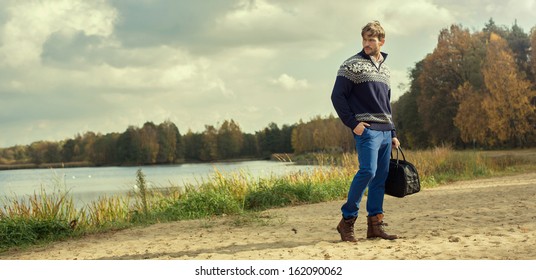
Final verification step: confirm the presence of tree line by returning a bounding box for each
[0,114,357,167]
[0,120,295,166]
[393,19,536,149]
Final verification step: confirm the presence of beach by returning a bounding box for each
[2,172,535,260]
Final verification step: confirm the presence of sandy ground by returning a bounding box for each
[1,172,535,260]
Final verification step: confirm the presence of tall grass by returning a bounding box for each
[0,187,78,249]
[407,147,535,187]
[1,147,535,251]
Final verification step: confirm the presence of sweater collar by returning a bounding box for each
[358,49,388,61]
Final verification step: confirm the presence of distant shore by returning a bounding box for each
[0,161,94,171]
[0,155,291,171]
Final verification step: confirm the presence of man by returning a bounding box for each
[330,20,400,242]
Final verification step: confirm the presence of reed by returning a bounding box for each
[159,171,248,220]
[135,168,149,219]
[0,187,78,249]
[84,195,131,229]
[404,147,535,187]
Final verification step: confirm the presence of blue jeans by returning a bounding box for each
[341,129,392,219]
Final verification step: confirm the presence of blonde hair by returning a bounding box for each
[361,20,385,40]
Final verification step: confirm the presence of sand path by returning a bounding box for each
[2,172,535,260]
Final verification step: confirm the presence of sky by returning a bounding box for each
[1,0,535,148]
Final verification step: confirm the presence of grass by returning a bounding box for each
[1,147,535,252]
[408,147,536,187]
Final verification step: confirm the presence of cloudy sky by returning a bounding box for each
[1,0,535,148]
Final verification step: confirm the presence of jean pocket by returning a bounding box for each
[354,128,369,138]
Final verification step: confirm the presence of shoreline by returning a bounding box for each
[2,172,535,260]
[0,156,274,171]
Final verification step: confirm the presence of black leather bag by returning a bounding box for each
[385,147,420,198]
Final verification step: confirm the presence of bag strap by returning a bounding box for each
[398,146,407,161]
[390,146,407,163]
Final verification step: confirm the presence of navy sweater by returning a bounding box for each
[331,49,396,138]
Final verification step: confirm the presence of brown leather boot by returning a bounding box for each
[337,217,357,242]
[367,214,398,240]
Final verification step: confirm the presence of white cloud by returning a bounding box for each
[220,0,285,30]
[378,0,456,36]
[0,0,116,67]
[272,74,309,91]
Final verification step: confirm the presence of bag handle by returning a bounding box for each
[391,146,407,164]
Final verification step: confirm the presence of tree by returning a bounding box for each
[62,139,77,162]
[504,21,532,81]
[0,145,28,163]
[139,122,159,164]
[183,130,203,161]
[480,33,535,146]
[257,122,281,157]
[290,115,352,153]
[116,126,142,164]
[199,125,218,161]
[482,18,508,38]
[28,142,46,165]
[241,133,259,157]
[279,124,295,153]
[392,61,429,148]
[217,119,244,159]
[290,120,309,154]
[157,120,181,163]
[175,125,184,162]
[28,141,61,164]
[80,132,97,162]
[417,25,485,146]
[452,82,492,146]
[531,26,536,84]
[90,133,119,165]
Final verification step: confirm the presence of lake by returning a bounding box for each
[0,160,316,208]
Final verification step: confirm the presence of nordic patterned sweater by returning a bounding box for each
[330,49,396,138]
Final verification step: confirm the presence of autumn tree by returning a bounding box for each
[452,82,492,146]
[79,132,97,162]
[28,141,61,164]
[291,115,353,153]
[0,145,28,163]
[530,26,536,145]
[291,120,312,154]
[480,33,535,147]
[417,25,485,146]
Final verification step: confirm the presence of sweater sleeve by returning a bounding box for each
[331,76,359,130]
[388,88,397,138]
